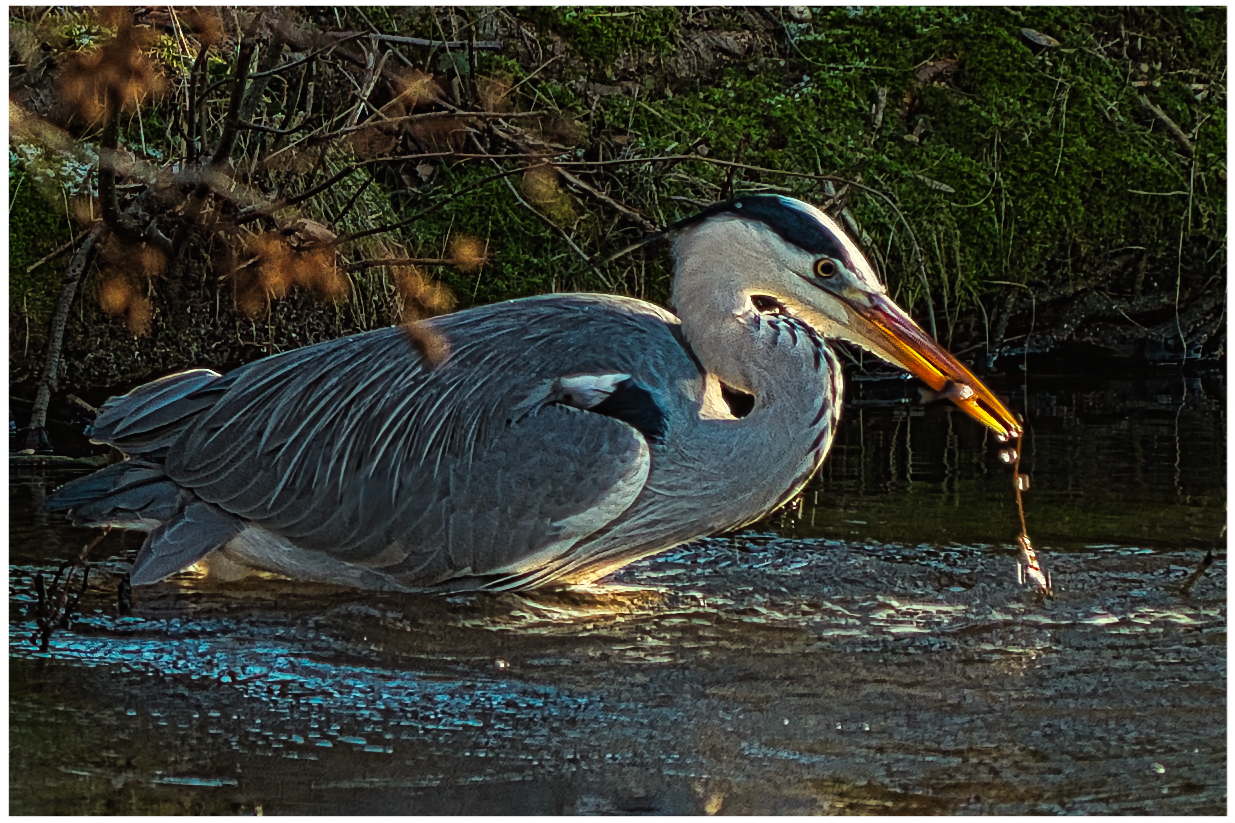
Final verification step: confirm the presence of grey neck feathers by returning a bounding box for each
[671,219,817,406]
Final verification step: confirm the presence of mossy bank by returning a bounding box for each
[9,7,1225,413]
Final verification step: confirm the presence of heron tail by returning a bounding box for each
[45,460,242,584]
[45,460,180,526]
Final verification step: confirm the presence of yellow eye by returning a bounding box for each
[814,259,838,278]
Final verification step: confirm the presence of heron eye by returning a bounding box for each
[814,259,838,278]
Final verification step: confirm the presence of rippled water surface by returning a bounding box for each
[9,373,1226,814]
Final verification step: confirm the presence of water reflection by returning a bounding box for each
[793,372,1224,550]
[8,374,1227,814]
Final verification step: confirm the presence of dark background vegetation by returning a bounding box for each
[9,7,1226,437]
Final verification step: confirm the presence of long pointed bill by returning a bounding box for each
[844,293,1022,440]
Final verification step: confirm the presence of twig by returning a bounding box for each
[267,109,545,160]
[494,126,658,231]
[590,232,668,269]
[212,18,261,166]
[333,176,373,226]
[346,257,458,271]
[237,119,314,136]
[66,394,98,415]
[185,38,210,160]
[249,150,542,218]
[870,86,888,136]
[333,164,539,245]
[552,153,855,187]
[249,33,368,79]
[344,38,385,131]
[1140,96,1195,158]
[96,105,175,253]
[468,134,613,289]
[98,86,133,240]
[24,229,90,274]
[557,166,657,232]
[327,31,504,50]
[323,109,547,142]
[31,529,110,652]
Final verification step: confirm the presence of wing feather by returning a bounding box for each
[90,369,221,452]
[149,295,691,582]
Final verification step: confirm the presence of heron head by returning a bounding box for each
[672,194,1021,439]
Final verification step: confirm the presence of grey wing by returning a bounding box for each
[90,369,221,454]
[159,302,677,586]
[409,403,651,588]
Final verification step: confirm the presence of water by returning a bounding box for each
[9,372,1226,814]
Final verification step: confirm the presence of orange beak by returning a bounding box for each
[843,293,1022,440]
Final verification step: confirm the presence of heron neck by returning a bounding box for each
[671,232,814,405]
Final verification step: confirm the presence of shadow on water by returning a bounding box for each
[8,373,1227,814]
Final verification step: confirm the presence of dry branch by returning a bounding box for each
[1140,96,1195,158]
[212,23,261,165]
[25,229,91,274]
[24,222,108,451]
[346,257,459,271]
[327,31,504,50]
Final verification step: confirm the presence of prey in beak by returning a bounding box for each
[666,193,1022,440]
[840,292,1022,440]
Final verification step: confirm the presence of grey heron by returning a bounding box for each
[47,195,1021,592]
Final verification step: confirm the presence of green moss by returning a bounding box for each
[523,7,679,64]
[9,160,75,327]
[569,6,1225,317]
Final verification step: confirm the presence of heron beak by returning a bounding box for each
[843,293,1022,439]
